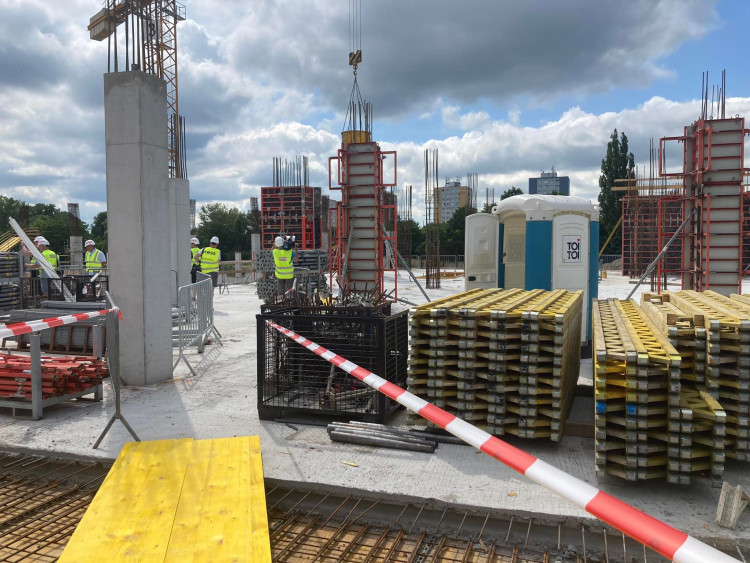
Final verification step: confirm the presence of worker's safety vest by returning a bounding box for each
[200,247,220,273]
[33,249,58,268]
[273,248,294,279]
[191,247,200,266]
[85,249,105,273]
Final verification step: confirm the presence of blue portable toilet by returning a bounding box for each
[464,194,599,346]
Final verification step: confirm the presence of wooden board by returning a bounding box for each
[59,437,271,563]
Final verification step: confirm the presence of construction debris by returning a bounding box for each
[716,482,749,529]
[407,288,583,442]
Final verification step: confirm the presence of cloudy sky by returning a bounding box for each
[1,0,749,226]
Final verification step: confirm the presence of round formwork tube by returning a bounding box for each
[266,320,740,563]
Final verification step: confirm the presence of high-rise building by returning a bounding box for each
[436,181,471,222]
[529,168,569,196]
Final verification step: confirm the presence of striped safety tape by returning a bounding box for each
[266,320,739,563]
[0,308,119,341]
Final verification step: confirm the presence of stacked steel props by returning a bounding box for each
[0,354,108,399]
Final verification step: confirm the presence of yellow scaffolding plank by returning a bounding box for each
[60,437,271,563]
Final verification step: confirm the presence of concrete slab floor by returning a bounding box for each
[0,274,749,549]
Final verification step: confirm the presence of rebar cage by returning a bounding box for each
[257,306,408,422]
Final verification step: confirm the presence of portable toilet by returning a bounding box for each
[464,194,599,346]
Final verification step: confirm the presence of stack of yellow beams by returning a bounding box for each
[665,291,750,463]
[408,289,484,412]
[519,290,583,440]
[59,437,271,562]
[641,293,725,485]
[408,288,583,442]
[593,299,678,482]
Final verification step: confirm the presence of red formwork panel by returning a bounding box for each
[261,185,319,250]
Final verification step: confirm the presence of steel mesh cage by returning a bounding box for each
[257,306,408,422]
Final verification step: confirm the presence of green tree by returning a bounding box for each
[480,201,497,213]
[248,209,262,234]
[29,211,88,256]
[440,205,477,255]
[0,196,23,231]
[196,203,253,258]
[500,187,524,200]
[91,211,108,253]
[598,129,635,251]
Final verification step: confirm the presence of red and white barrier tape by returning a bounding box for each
[0,308,119,341]
[266,320,738,563]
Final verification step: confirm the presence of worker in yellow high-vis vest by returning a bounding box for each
[196,236,221,295]
[30,238,59,296]
[273,236,296,297]
[190,237,201,283]
[84,239,107,274]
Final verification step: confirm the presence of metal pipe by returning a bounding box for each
[626,208,694,300]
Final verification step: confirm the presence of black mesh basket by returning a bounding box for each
[257,306,408,422]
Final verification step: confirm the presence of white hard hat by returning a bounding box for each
[190,237,199,245]
[33,236,44,243]
[84,239,95,247]
[210,236,219,244]
[274,236,284,248]
[39,239,49,246]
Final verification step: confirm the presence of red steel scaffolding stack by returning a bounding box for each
[261,156,323,250]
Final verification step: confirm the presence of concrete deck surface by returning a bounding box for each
[0,272,748,547]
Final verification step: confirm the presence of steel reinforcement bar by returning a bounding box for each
[266,319,739,563]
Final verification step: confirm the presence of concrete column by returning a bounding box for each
[251,233,261,257]
[69,236,83,268]
[169,178,191,303]
[105,71,172,385]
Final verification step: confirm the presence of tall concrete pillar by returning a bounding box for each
[251,233,261,258]
[69,236,83,268]
[169,178,191,304]
[104,71,172,385]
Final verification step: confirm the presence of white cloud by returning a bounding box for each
[0,0,738,231]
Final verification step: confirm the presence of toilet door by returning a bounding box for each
[553,214,589,342]
[503,215,526,289]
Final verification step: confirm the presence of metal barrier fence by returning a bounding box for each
[173,272,223,377]
[217,260,258,285]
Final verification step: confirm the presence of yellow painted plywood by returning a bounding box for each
[60,436,270,563]
[165,436,271,562]
[59,438,194,563]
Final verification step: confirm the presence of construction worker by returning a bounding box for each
[273,236,295,297]
[84,239,107,274]
[196,236,221,294]
[30,239,58,296]
[190,237,200,283]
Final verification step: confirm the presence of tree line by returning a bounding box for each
[0,196,104,255]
